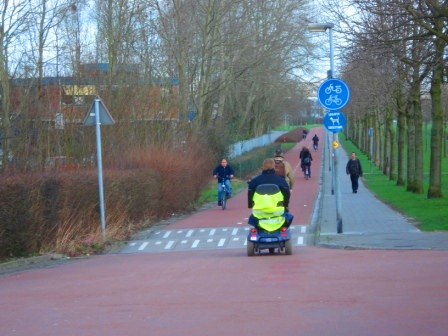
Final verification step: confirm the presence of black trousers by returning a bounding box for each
[350,174,360,192]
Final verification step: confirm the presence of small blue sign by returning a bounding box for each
[368,128,373,136]
[323,111,346,133]
[317,78,350,110]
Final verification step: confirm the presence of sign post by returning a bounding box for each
[83,96,115,242]
[317,78,350,234]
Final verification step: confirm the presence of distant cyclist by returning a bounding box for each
[302,129,308,139]
[213,159,235,206]
[312,134,319,150]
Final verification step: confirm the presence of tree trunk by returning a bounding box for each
[406,89,416,192]
[0,40,12,171]
[427,35,445,198]
[412,85,424,194]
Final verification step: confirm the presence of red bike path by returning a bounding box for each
[168,127,323,229]
[1,127,448,336]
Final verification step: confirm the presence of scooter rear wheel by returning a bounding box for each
[285,240,293,255]
[247,241,255,256]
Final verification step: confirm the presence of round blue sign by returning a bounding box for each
[323,111,346,133]
[317,79,350,110]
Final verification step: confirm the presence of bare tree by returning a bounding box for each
[0,0,34,170]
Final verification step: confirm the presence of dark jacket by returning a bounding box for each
[247,169,290,208]
[346,159,363,176]
[212,165,235,183]
[300,150,313,164]
[312,135,319,144]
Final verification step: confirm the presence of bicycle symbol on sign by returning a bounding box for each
[325,84,342,94]
[325,95,342,106]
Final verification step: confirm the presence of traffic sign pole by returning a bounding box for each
[94,98,107,242]
[318,79,350,234]
[83,96,115,242]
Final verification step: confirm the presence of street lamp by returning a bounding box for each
[307,23,334,78]
[308,22,343,234]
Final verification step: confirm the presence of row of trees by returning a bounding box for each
[324,0,448,198]
[0,0,322,171]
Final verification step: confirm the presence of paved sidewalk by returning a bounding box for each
[312,134,448,250]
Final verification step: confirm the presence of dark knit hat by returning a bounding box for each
[274,148,283,156]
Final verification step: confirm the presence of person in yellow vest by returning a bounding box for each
[247,158,293,231]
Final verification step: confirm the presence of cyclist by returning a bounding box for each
[213,159,235,206]
[273,148,295,191]
[299,146,313,177]
[302,129,308,139]
[312,134,319,150]
[247,159,292,230]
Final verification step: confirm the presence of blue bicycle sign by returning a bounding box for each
[318,79,350,110]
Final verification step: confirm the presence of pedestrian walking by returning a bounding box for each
[346,152,363,193]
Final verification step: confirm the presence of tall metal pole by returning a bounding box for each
[94,98,107,241]
[329,28,343,233]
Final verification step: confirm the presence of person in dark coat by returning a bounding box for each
[247,159,292,228]
[299,146,313,177]
[346,152,363,193]
[312,134,319,150]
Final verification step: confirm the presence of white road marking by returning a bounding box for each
[124,226,309,252]
[138,242,149,250]
[237,222,243,225]
[164,241,175,249]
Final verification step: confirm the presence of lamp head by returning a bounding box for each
[307,23,334,32]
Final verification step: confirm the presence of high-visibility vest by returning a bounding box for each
[252,189,285,231]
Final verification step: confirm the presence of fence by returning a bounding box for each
[228,131,288,158]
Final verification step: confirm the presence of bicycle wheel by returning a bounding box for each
[221,189,227,210]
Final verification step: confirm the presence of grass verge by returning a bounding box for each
[340,133,448,231]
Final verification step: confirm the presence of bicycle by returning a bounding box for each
[325,95,342,106]
[304,163,311,180]
[302,158,311,180]
[313,143,318,151]
[219,176,232,210]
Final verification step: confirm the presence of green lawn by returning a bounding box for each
[340,133,448,231]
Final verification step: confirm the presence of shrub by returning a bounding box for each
[0,144,213,259]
